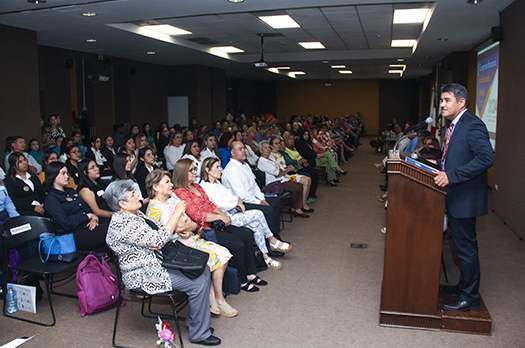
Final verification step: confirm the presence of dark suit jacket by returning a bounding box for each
[4,173,46,216]
[295,140,317,168]
[444,110,494,219]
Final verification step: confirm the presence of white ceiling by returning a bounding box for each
[0,0,514,81]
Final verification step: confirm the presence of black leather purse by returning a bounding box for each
[155,241,209,279]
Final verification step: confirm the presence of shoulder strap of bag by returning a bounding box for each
[39,232,59,263]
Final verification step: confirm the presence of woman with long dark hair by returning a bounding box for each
[64,144,81,186]
[4,152,46,216]
[142,123,157,152]
[217,132,234,169]
[112,152,148,204]
[134,147,160,199]
[77,160,113,219]
[119,135,138,172]
[199,133,221,162]
[44,161,108,250]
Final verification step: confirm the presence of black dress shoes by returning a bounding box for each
[439,286,462,297]
[441,298,481,312]
[192,335,221,346]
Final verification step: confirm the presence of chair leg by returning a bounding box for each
[170,296,185,348]
[112,291,123,348]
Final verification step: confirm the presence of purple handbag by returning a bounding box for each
[261,181,284,195]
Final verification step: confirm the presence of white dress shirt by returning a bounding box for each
[199,181,239,215]
[222,158,265,204]
[257,156,289,185]
[164,145,184,171]
[200,148,220,162]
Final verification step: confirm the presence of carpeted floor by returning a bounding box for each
[2,138,525,348]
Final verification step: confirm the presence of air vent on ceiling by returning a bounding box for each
[186,37,220,45]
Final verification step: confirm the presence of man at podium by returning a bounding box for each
[434,83,494,312]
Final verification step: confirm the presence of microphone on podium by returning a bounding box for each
[404,117,433,133]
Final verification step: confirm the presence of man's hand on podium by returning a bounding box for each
[434,171,449,187]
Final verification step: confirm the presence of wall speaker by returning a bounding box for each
[491,26,503,42]
[64,59,74,69]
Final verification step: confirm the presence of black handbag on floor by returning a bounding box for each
[155,241,208,280]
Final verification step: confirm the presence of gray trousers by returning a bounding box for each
[168,267,212,342]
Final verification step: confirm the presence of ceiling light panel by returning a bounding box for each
[339,70,353,74]
[211,46,244,53]
[143,25,192,36]
[331,65,346,69]
[391,39,415,47]
[393,9,429,24]
[299,42,325,49]
[258,15,300,29]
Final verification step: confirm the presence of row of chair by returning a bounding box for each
[1,215,188,348]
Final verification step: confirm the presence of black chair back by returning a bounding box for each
[2,216,54,250]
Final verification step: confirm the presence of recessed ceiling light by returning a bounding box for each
[228,0,244,2]
[339,70,353,74]
[467,0,483,4]
[391,39,415,47]
[288,71,305,78]
[299,42,325,49]
[389,70,404,76]
[211,46,244,53]
[331,65,346,69]
[389,64,406,71]
[437,38,448,41]
[397,59,405,62]
[276,67,291,70]
[143,25,192,36]
[86,39,97,43]
[147,51,156,55]
[259,15,300,29]
[27,0,46,3]
[393,9,429,24]
[81,12,97,17]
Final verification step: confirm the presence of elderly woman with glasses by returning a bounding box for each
[104,179,221,346]
[145,169,236,318]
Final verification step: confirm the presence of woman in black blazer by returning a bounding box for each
[4,152,46,216]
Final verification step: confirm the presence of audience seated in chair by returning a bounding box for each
[145,169,237,317]
[104,179,221,346]
[200,157,291,270]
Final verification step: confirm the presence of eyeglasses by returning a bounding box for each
[189,167,198,173]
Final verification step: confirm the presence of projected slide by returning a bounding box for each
[476,42,499,150]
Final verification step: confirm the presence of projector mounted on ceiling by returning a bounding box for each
[253,34,267,68]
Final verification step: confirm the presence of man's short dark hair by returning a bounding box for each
[441,83,469,107]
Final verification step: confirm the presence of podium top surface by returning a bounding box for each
[387,159,447,195]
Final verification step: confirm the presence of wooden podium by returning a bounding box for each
[379,160,492,335]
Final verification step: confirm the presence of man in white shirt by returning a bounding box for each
[4,136,42,174]
[222,141,281,240]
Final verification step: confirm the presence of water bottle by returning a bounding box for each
[6,285,18,314]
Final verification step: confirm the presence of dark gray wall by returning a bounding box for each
[492,0,525,238]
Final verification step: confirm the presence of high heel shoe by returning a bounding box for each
[293,211,310,218]
[328,181,338,187]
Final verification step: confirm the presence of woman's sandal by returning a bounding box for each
[265,257,282,270]
[248,276,268,286]
[269,240,292,253]
[210,297,221,315]
[217,303,239,318]
[240,283,259,292]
